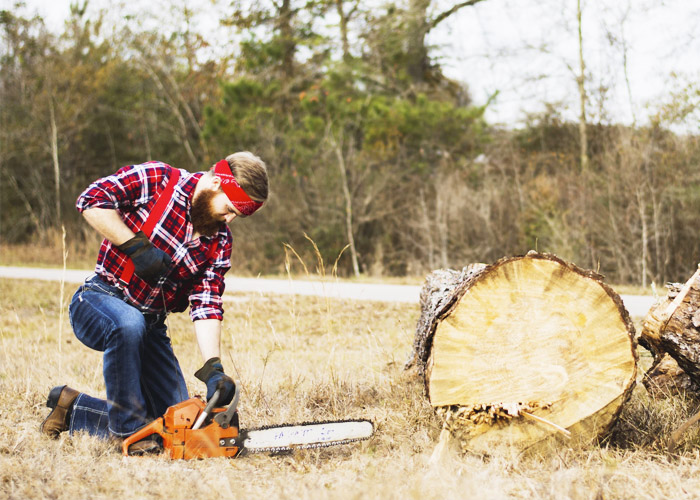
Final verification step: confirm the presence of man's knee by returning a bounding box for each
[109,308,148,347]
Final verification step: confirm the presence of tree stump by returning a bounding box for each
[406,252,638,455]
[640,266,700,396]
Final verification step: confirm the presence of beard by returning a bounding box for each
[191,189,224,237]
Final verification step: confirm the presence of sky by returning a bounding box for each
[6,0,700,129]
[433,0,700,128]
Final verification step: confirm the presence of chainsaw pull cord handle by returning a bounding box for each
[191,389,220,430]
[214,383,240,429]
[122,417,165,456]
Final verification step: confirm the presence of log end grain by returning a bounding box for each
[411,253,638,455]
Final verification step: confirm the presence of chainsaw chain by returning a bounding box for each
[246,436,371,455]
[243,419,373,455]
[246,418,372,432]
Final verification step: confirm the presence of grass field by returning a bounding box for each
[1,277,699,500]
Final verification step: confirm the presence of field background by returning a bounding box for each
[2,277,700,499]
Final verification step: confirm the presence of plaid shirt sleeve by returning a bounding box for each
[189,230,233,321]
[76,163,168,213]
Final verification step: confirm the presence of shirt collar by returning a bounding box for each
[177,171,204,205]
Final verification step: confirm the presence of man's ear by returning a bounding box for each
[210,175,222,190]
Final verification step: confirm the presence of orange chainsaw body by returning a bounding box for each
[122,397,241,459]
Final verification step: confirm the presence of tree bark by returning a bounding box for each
[335,0,358,63]
[637,187,649,288]
[640,265,700,396]
[277,0,296,79]
[328,127,361,277]
[407,252,637,455]
[404,0,487,86]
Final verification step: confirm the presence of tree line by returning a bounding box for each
[1,1,699,284]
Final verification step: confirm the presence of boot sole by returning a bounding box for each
[40,385,78,438]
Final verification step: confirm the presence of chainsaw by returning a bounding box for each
[122,386,374,459]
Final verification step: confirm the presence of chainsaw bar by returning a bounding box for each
[231,419,374,455]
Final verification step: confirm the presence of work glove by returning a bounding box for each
[194,357,236,406]
[117,231,171,284]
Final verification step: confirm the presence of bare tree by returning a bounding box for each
[406,0,488,85]
[334,0,361,62]
[576,0,589,171]
[49,96,62,227]
[327,125,361,277]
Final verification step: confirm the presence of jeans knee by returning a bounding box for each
[111,309,148,347]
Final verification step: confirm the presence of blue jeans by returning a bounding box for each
[68,275,189,438]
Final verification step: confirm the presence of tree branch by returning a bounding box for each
[428,0,487,32]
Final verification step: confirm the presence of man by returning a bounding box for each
[40,152,269,452]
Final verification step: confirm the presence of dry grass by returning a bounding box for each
[1,277,700,500]
[0,232,103,270]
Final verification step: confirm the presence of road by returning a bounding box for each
[0,266,657,317]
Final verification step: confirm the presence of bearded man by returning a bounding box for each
[40,153,269,453]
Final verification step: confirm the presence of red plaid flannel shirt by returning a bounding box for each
[76,161,233,321]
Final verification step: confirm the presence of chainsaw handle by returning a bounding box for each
[192,389,220,430]
[214,383,240,429]
[122,417,164,456]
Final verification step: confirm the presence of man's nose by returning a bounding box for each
[224,213,237,223]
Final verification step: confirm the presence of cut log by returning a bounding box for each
[643,353,700,397]
[640,265,700,396]
[407,252,638,455]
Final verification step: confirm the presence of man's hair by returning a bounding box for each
[223,152,269,203]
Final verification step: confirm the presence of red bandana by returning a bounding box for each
[214,159,263,216]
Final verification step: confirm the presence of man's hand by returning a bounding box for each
[194,357,236,406]
[117,231,171,283]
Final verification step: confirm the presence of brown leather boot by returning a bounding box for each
[40,385,80,438]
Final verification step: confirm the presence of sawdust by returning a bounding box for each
[437,401,553,428]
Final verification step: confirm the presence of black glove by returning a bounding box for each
[194,357,236,406]
[117,231,171,284]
